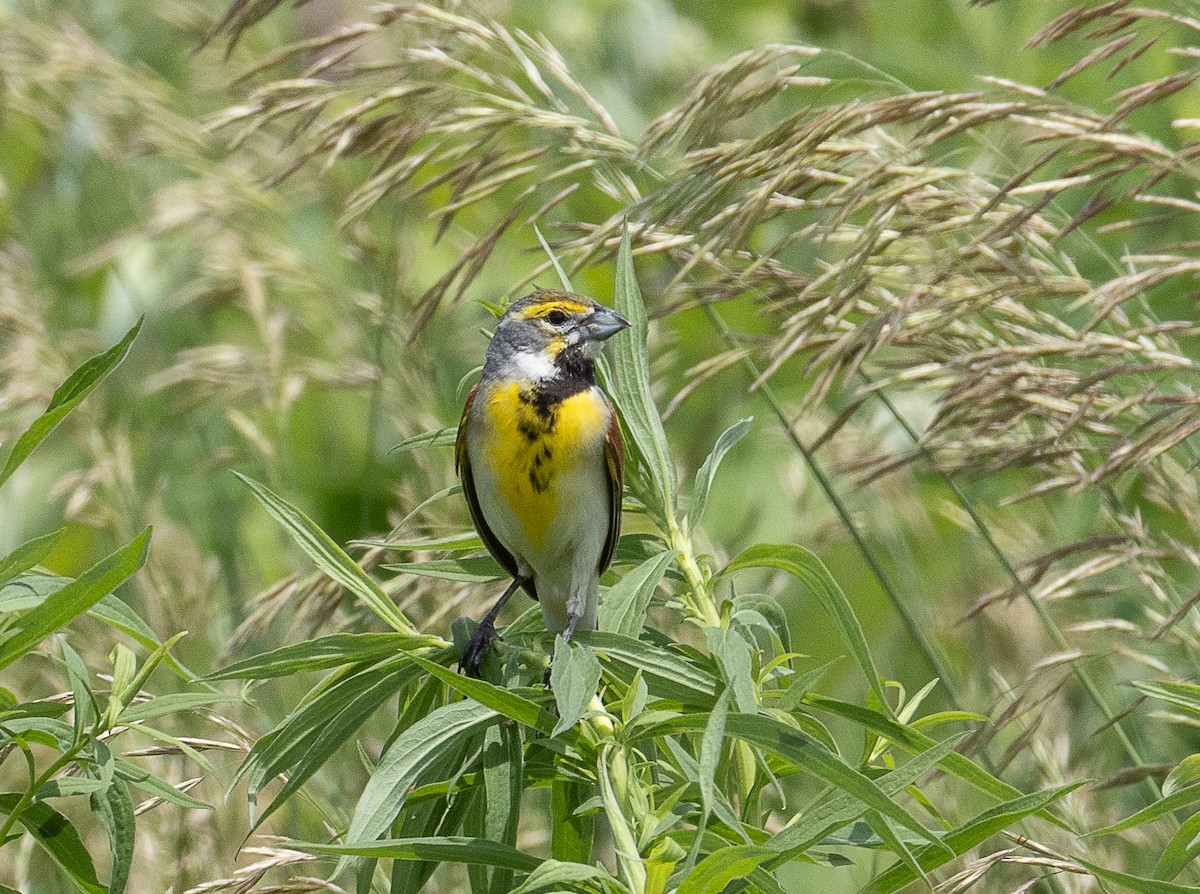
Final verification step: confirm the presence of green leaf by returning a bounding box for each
[481,723,523,894]
[765,734,967,855]
[1133,681,1200,717]
[0,318,142,488]
[0,793,106,894]
[1155,810,1200,881]
[206,632,442,680]
[510,858,619,894]
[90,781,135,894]
[731,593,791,656]
[114,759,211,811]
[551,637,603,736]
[406,655,560,736]
[60,638,97,742]
[392,427,457,452]
[0,528,151,671]
[111,631,189,723]
[344,699,500,853]
[724,545,888,712]
[575,631,717,705]
[599,549,677,638]
[860,783,1083,894]
[690,417,751,528]
[294,836,542,872]
[0,529,65,586]
[1165,755,1200,797]
[1,574,200,683]
[240,662,422,826]
[777,659,840,712]
[707,627,758,713]
[551,777,595,865]
[385,556,506,583]
[679,845,777,894]
[364,532,483,551]
[235,473,415,634]
[610,224,674,523]
[399,774,474,894]
[1090,782,1200,836]
[863,809,931,892]
[89,592,202,683]
[104,643,138,729]
[722,713,946,854]
[804,695,1052,826]
[698,689,732,831]
[1079,859,1200,894]
[534,223,575,292]
[117,692,241,725]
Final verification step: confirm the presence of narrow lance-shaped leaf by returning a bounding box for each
[598,548,677,637]
[723,712,948,854]
[481,723,523,894]
[1155,810,1200,882]
[342,698,501,864]
[610,223,674,524]
[0,794,106,894]
[551,776,595,866]
[860,783,1083,894]
[510,859,622,894]
[535,223,575,291]
[391,427,458,452]
[679,846,779,894]
[0,317,142,487]
[294,836,542,873]
[764,733,968,857]
[385,556,506,583]
[206,632,439,681]
[724,544,890,713]
[1078,860,1200,894]
[0,529,65,586]
[863,809,932,893]
[698,688,732,832]
[235,472,417,634]
[690,417,751,528]
[0,528,152,672]
[91,780,135,894]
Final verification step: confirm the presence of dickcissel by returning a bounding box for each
[456,288,629,676]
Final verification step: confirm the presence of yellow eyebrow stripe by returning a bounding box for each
[513,299,591,320]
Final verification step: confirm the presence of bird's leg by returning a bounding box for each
[563,609,583,642]
[460,575,529,677]
[544,609,586,688]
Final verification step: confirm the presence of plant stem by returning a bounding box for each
[0,738,88,842]
[667,513,721,627]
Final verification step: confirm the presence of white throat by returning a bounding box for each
[510,349,559,383]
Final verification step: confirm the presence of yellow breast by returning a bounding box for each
[477,382,608,550]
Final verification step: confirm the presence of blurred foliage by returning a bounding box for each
[3,0,1200,891]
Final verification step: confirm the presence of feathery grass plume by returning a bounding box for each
[200,0,1200,886]
[6,0,1200,888]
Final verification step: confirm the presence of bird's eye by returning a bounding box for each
[545,310,568,326]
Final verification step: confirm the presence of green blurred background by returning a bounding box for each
[3,0,1199,889]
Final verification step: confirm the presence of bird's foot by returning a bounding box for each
[460,618,498,678]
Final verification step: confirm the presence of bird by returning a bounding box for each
[455,288,629,676]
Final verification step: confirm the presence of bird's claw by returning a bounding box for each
[460,618,498,677]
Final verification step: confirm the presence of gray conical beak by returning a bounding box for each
[582,305,631,341]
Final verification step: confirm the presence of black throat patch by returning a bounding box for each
[515,350,595,493]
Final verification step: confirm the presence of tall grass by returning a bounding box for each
[3,0,1200,890]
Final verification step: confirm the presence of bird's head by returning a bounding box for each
[484,289,630,383]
